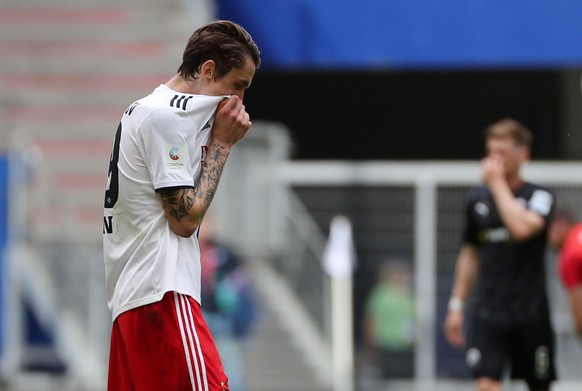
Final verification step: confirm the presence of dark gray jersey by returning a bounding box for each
[462,182,555,323]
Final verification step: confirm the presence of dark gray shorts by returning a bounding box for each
[466,316,557,390]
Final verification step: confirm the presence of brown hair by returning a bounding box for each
[177,20,261,81]
[484,118,533,148]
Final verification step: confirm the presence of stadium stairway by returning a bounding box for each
[244,304,331,391]
[245,260,332,391]
[0,1,331,390]
[0,0,193,243]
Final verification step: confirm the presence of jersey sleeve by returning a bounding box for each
[139,108,196,190]
[462,194,479,245]
[527,189,554,218]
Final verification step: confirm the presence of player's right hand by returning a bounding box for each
[444,310,465,348]
[481,156,506,187]
[211,96,252,148]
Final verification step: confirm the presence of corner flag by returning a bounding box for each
[321,215,356,279]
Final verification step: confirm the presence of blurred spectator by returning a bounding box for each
[362,260,415,379]
[199,222,259,391]
[548,208,582,337]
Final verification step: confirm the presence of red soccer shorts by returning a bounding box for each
[107,291,229,391]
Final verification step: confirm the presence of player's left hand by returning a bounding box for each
[444,310,465,348]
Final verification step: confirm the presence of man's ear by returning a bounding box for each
[200,60,216,81]
[518,146,531,162]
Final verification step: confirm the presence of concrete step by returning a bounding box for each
[0,0,180,9]
[3,106,122,123]
[0,12,187,42]
[13,123,119,141]
[30,139,111,163]
[1,73,168,89]
[30,214,101,244]
[29,177,103,200]
[32,157,110,174]
[1,78,165,108]
[32,171,106,191]
[29,197,102,225]
[210,258,330,391]
[0,40,169,60]
[0,56,178,75]
[241,281,331,391]
[0,8,130,26]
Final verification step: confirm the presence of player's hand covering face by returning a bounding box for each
[483,137,528,182]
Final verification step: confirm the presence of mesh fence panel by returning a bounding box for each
[290,179,582,382]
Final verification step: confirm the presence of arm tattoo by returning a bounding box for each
[193,142,228,208]
[157,142,229,224]
[157,187,195,222]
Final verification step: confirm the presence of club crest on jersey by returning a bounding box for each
[164,144,189,171]
[475,202,489,216]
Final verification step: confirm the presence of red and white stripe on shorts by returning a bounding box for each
[108,291,229,391]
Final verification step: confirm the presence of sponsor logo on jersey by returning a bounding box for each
[169,146,180,161]
[478,227,511,243]
[164,144,188,171]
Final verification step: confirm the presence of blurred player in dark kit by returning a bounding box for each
[444,118,557,391]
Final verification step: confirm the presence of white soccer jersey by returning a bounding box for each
[103,84,225,321]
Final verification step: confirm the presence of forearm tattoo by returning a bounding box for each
[194,142,228,206]
[157,142,228,223]
[157,187,195,222]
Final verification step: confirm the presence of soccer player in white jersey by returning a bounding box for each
[103,20,260,391]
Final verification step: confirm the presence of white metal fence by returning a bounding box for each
[251,160,582,389]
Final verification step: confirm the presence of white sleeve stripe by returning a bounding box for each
[182,294,209,391]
